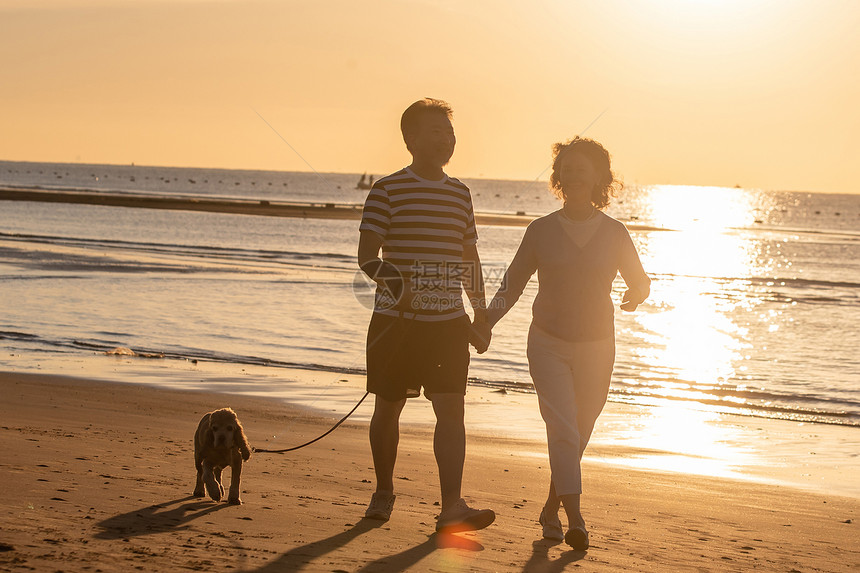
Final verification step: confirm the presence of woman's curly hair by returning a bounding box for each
[549,136,622,210]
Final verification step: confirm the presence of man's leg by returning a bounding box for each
[429,392,465,511]
[430,392,495,532]
[369,393,407,493]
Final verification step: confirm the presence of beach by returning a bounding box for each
[1,162,859,571]
[1,369,857,572]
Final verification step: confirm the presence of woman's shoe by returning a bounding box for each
[539,508,564,541]
[565,525,589,550]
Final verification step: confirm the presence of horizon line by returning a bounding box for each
[0,157,854,196]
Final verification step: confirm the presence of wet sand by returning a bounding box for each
[1,371,857,572]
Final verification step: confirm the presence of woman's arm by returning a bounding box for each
[486,228,538,327]
[618,229,650,311]
[620,279,650,311]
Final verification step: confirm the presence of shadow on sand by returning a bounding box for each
[521,539,586,572]
[243,519,483,572]
[94,495,231,540]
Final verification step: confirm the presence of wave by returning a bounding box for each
[3,329,857,428]
[742,276,860,291]
[648,272,860,306]
[731,224,860,239]
[654,272,860,291]
[6,231,857,294]
[0,330,366,375]
[4,274,90,281]
[609,377,860,417]
[0,231,356,271]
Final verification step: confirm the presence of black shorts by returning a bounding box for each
[366,313,470,401]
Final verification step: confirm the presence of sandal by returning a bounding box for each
[539,508,564,541]
[565,525,589,550]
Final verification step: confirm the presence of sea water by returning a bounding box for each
[1,160,859,432]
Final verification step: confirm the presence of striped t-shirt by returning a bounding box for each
[359,167,478,322]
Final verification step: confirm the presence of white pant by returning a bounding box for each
[527,325,615,496]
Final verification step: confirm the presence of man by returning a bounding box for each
[357,98,494,533]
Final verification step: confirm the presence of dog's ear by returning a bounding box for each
[233,415,252,461]
[203,413,215,448]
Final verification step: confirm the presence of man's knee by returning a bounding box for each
[372,394,406,422]
[429,392,465,421]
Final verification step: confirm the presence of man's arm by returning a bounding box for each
[462,244,487,321]
[462,243,491,353]
[358,229,384,270]
[359,230,408,309]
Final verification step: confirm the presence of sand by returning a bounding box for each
[1,370,857,572]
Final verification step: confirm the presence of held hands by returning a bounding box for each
[469,320,492,354]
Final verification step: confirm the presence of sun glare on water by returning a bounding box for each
[634,184,761,386]
[610,184,775,474]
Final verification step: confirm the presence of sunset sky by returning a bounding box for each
[2,0,858,194]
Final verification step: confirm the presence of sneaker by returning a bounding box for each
[435,498,495,533]
[364,491,395,521]
[539,508,564,541]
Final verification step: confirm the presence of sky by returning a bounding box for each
[1,0,859,194]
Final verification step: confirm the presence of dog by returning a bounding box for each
[193,408,252,504]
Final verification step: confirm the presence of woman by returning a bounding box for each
[485,137,650,549]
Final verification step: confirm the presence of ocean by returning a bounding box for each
[1,159,859,434]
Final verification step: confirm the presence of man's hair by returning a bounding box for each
[400,98,453,147]
[549,136,622,209]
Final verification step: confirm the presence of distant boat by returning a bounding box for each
[356,172,374,190]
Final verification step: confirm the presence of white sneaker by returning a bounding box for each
[435,498,495,533]
[364,491,395,521]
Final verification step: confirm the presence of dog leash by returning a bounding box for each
[254,294,421,454]
[252,391,370,454]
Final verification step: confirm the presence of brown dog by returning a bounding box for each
[193,408,252,504]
